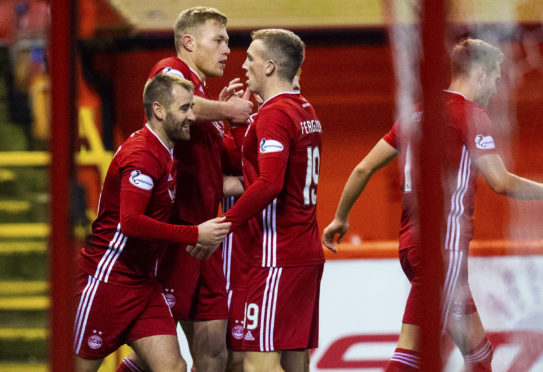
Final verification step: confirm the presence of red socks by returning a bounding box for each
[464,339,493,372]
[116,357,146,372]
[385,348,421,371]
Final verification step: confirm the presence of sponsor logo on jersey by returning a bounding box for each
[129,170,154,190]
[474,134,495,149]
[259,138,284,153]
[244,330,255,341]
[87,330,103,350]
[232,325,245,340]
[161,67,185,79]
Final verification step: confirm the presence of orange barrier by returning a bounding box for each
[324,239,543,260]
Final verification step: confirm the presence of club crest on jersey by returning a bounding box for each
[129,170,154,190]
[259,138,284,153]
[161,67,185,79]
[88,330,103,350]
[474,134,495,150]
[163,288,176,308]
[232,325,244,340]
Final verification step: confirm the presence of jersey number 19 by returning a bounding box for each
[303,146,320,206]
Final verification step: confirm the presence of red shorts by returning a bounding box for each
[241,264,323,351]
[73,271,176,359]
[159,243,228,320]
[226,287,247,351]
[400,248,477,328]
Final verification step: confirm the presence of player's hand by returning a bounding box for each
[226,88,253,125]
[197,216,231,246]
[186,243,218,260]
[219,78,244,101]
[321,218,349,253]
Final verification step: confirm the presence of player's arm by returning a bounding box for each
[322,139,398,252]
[186,157,287,260]
[223,175,244,197]
[120,172,230,246]
[193,88,253,124]
[474,154,543,199]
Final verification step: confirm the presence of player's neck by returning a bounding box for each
[177,53,207,83]
[448,79,474,103]
[147,121,174,150]
[260,80,295,102]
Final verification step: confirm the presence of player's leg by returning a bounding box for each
[442,250,493,371]
[226,351,245,372]
[75,356,103,372]
[280,350,307,372]
[181,318,228,371]
[244,351,284,372]
[385,249,422,371]
[129,334,186,372]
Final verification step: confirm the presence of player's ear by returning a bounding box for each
[265,60,276,76]
[183,34,195,52]
[153,102,165,120]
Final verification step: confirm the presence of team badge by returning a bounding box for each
[259,138,284,153]
[164,288,176,308]
[232,325,244,340]
[88,330,103,350]
[129,170,154,190]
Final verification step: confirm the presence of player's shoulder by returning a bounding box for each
[149,57,190,79]
[118,127,166,163]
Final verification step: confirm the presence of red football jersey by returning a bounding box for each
[383,90,498,252]
[148,57,225,224]
[80,125,197,286]
[225,92,325,267]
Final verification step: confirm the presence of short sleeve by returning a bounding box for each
[383,121,399,150]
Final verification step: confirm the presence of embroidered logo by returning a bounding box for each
[244,330,255,341]
[232,325,244,340]
[88,330,103,350]
[475,135,495,150]
[163,288,176,308]
[259,139,284,153]
[129,170,154,190]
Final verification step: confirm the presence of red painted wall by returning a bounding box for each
[89,41,543,243]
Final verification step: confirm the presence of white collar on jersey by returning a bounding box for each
[260,91,299,110]
[187,65,206,86]
[145,123,174,159]
[443,89,467,100]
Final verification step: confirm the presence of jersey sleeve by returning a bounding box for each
[463,108,498,158]
[223,156,287,232]
[255,108,293,162]
[119,184,198,244]
[383,121,399,150]
[119,149,162,197]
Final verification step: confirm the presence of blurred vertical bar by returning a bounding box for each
[419,0,446,370]
[50,0,76,370]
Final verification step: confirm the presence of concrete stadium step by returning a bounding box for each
[0,327,47,364]
[0,240,47,280]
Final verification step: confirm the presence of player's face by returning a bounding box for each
[192,20,230,79]
[163,85,195,142]
[242,39,268,96]
[477,62,501,107]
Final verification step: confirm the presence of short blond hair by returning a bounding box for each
[174,7,227,54]
[143,74,194,120]
[251,28,305,82]
[451,38,504,77]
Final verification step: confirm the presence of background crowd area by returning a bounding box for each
[1,0,543,371]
